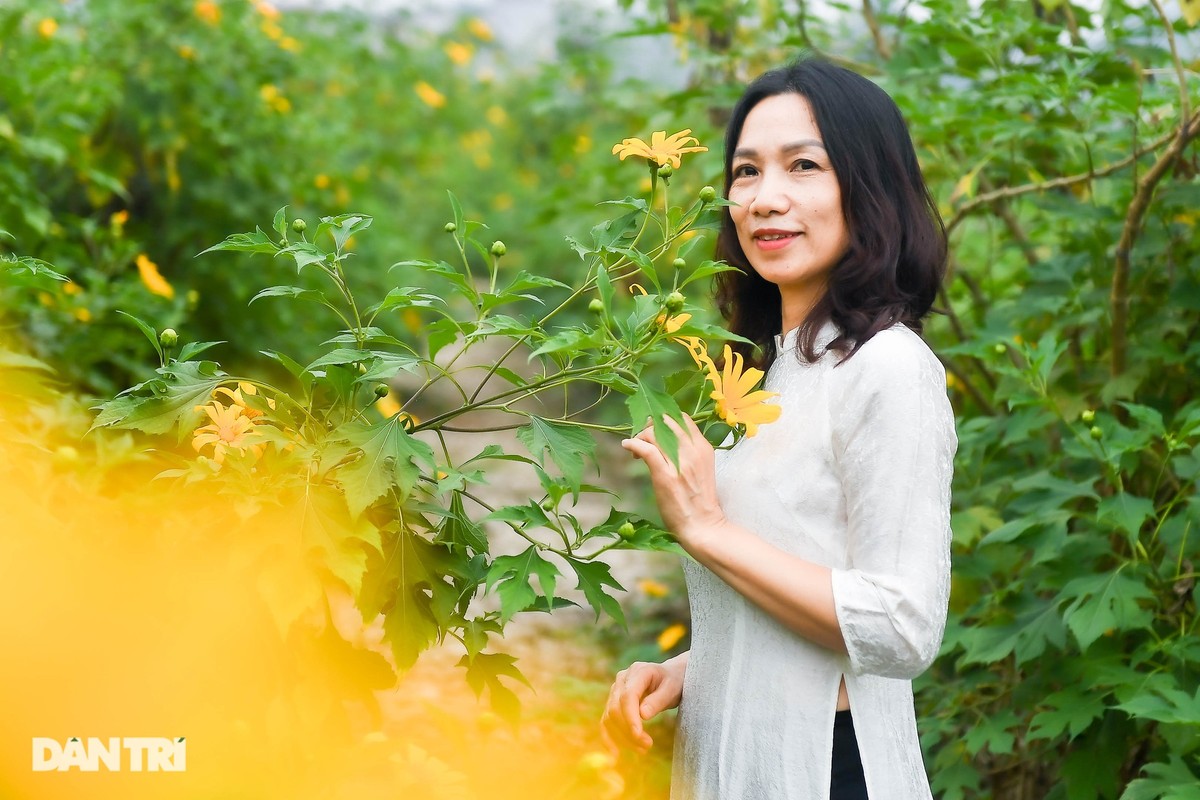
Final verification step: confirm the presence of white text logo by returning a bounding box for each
[32,737,187,772]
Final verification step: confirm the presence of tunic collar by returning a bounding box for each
[774,319,841,357]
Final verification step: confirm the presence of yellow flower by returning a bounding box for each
[466,17,493,41]
[136,254,175,299]
[260,20,283,40]
[213,382,274,419]
[375,392,401,418]
[414,81,446,109]
[194,0,221,25]
[73,307,92,323]
[313,173,331,190]
[485,105,508,127]
[574,133,592,154]
[491,193,513,211]
[192,400,264,464]
[657,623,687,651]
[62,281,81,296]
[259,83,280,102]
[612,129,708,169]
[177,44,196,60]
[279,36,301,53]
[270,95,291,114]
[629,284,690,334]
[638,578,669,598]
[110,209,129,228]
[708,345,781,437]
[37,18,58,38]
[444,41,472,65]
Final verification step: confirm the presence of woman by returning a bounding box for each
[600,58,957,800]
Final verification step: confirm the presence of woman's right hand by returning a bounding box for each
[600,652,688,755]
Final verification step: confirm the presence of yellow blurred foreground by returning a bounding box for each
[0,365,651,799]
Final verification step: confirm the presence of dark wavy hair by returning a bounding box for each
[714,57,947,370]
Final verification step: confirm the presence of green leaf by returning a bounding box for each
[316,213,372,251]
[485,545,560,622]
[90,360,225,438]
[198,226,279,256]
[1120,757,1200,800]
[627,377,684,468]
[249,285,326,305]
[1117,685,1200,725]
[364,286,444,318]
[679,259,738,289]
[329,415,436,516]
[566,556,626,625]
[304,348,420,379]
[272,206,288,241]
[176,340,224,362]
[456,651,531,723]
[115,310,164,364]
[1097,493,1155,545]
[0,253,68,287]
[516,416,596,497]
[1028,687,1106,741]
[436,493,489,555]
[1060,568,1155,652]
[359,528,454,672]
[276,242,330,273]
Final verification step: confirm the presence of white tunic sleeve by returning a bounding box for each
[828,327,957,680]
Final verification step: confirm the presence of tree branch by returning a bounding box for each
[1111,109,1200,376]
[946,125,1183,233]
[862,0,893,60]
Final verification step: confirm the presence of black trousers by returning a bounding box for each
[831,709,869,800]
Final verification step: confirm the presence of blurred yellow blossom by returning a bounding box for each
[375,392,401,418]
[37,292,54,307]
[466,17,493,41]
[613,129,708,169]
[414,81,446,109]
[657,623,687,651]
[194,0,221,25]
[638,578,669,598]
[177,44,196,60]
[192,400,265,464]
[444,41,473,65]
[485,105,508,126]
[314,173,331,190]
[136,254,175,299]
[491,193,513,211]
[390,743,471,800]
[62,281,81,296]
[73,307,92,323]
[279,36,301,52]
[37,18,58,38]
[574,133,592,154]
[261,20,283,40]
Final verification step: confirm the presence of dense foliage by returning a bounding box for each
[3,0,1199,797]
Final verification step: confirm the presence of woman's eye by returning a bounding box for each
[732,164,758,178]
[794,159,818,171]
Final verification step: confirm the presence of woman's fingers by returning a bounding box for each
[600,664,660,754]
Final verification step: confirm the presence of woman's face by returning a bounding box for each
[727,92,850,329]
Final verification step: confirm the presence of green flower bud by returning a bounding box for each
[356,362,368,375]
[290,218,307,233]
[993,343,1007,355]
[656,163,674,179]
[1090,425,1104,440]
[672,258,686,271]
[618,522,637,540]
[540,497,556,511]
[159,328,178,348]
[490,240,506,257]
[1080,409,1095,424]
[588,298,605,315]
[698,185,717,203]
[374,383,390,398]
[665,291,685,313]
[444,222,457,233]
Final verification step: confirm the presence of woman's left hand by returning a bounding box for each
[621,414,727,549]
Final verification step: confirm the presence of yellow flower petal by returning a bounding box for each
[657,623,687,651]
[136,253,175,299]
[612,128,708,169]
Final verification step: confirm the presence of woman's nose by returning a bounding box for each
[748,169,789,216]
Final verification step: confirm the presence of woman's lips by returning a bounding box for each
[753,231,801,251]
